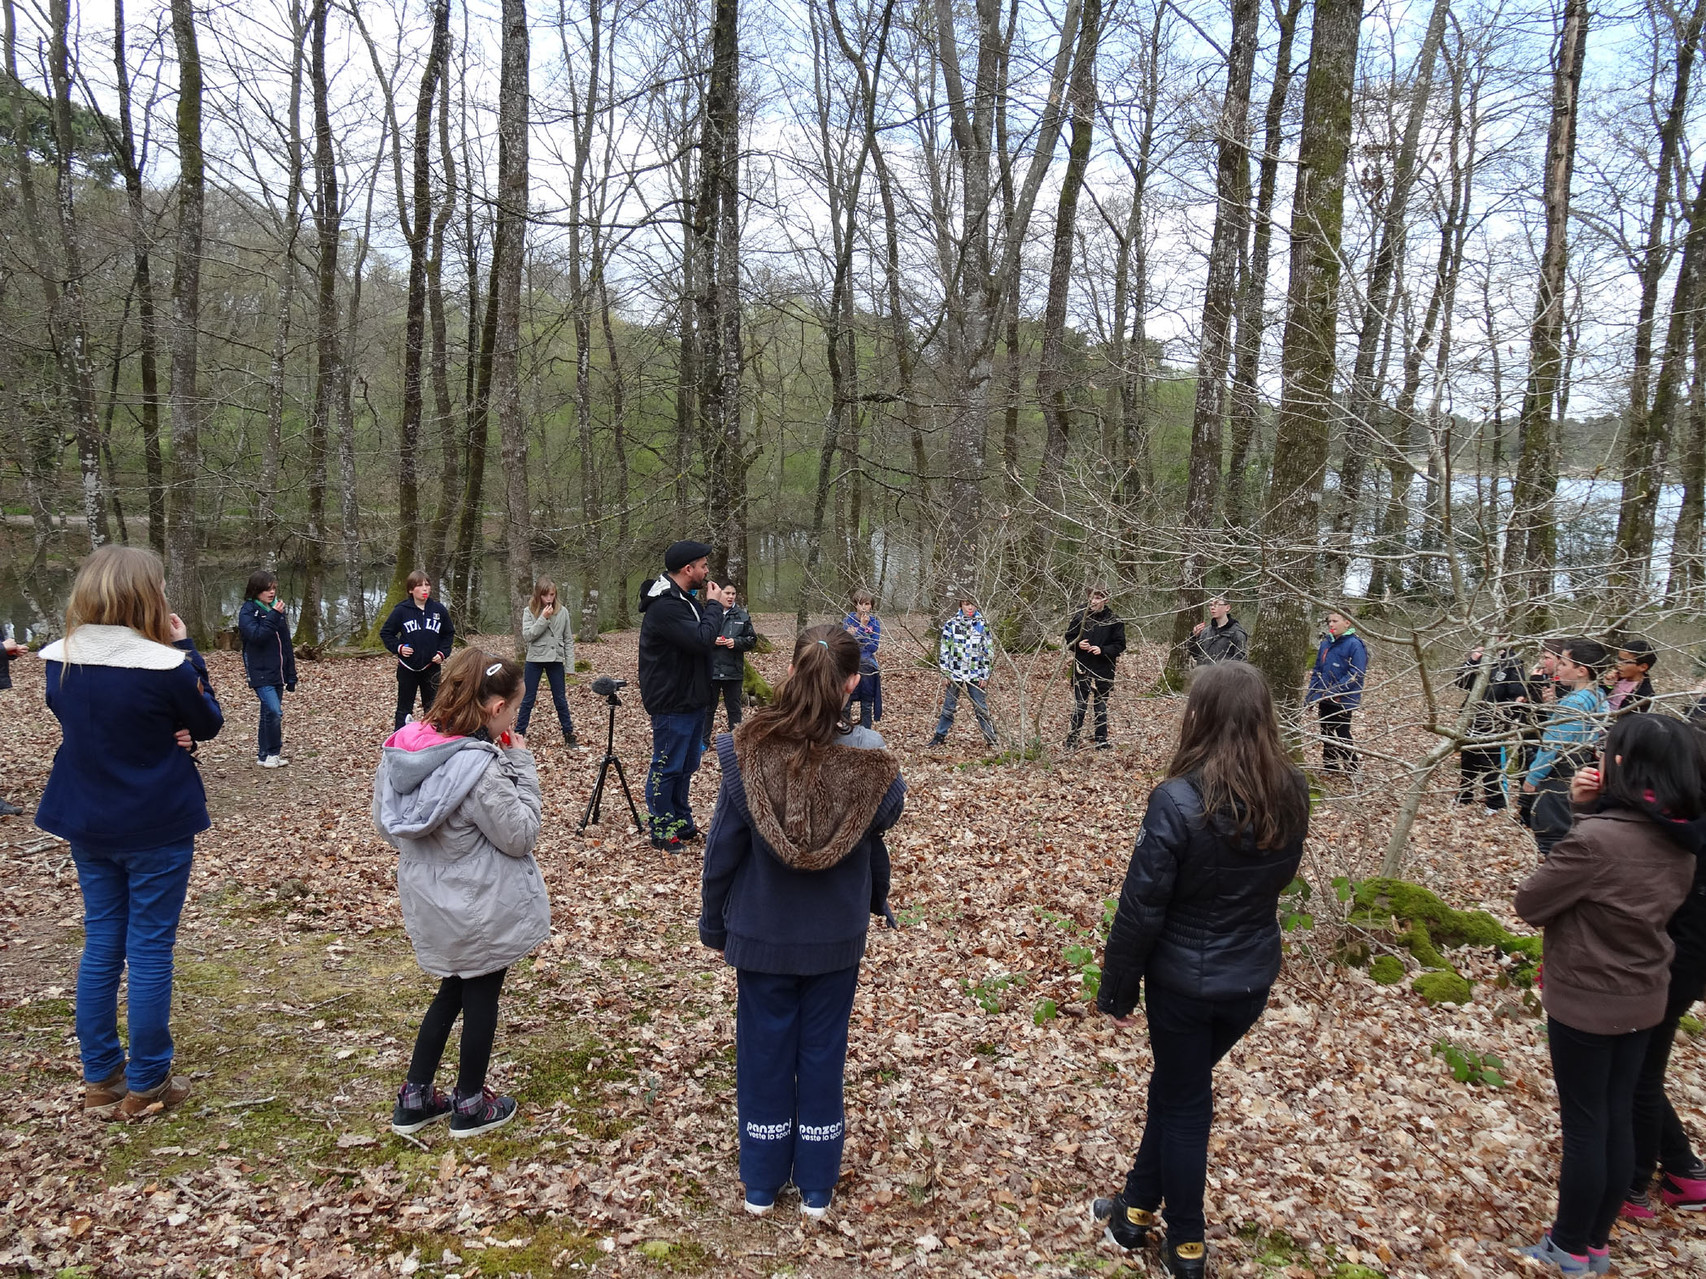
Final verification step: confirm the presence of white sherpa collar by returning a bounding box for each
[38,624,188,670]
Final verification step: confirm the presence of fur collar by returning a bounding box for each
[38,624,188,670]
[730,723,901,871]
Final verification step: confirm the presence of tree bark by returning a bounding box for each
[1502,0,1589,625]
[493,0,534,641]
[1248,0,1366,704]
[167,0,208,640]
[1164,0,1259,683]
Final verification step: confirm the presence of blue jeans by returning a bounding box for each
[517,662,574,737]
[1123,982,1270,1243]
[736,965,861,1195]
[255,684,283,760]
[646,712,706,841]
[934,680,996,744]
[71,840,196,1092]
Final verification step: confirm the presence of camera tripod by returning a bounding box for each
[578,689,645,835]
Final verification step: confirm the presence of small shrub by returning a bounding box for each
[1033,998,1058,1026]
[1432,1039,1507,1087]
[1681,1014,1704,1039]
[1280,876,1314,932]
[962,972,1026,1014]
[1369,955,1405,985]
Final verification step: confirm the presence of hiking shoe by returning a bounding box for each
[1095,741,1113,751]
[449,1087,516,1138]
[1063,736,1082,752]
[928,735,946,748]
[650,835,684,853]
[117,1073,191,1120]
[743,1187,776,1217]
[1518,1234,1591,1275]
[1659,1172,1706,1210]
[1586,1247,1610,1275]
[1621,1188,1657,1223]
[563,733,584,751]
[82,1067,127,1119]
[1163,1239,1207,1278]
[1091,1193,1160,1250]
[392,1082,453,1134]
[800,1189,832,1220]
[0,798,21,817]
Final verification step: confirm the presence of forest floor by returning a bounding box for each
[2,615,1705,1279]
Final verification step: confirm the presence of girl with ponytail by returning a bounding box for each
[698,624,907,1220]
[372,647,551,1139]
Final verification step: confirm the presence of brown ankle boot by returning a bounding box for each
[118,1073,191,1120]
[82,1068,128,1119]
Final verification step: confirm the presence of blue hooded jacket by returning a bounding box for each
[1306,629,1369,709]
[238,598,298,691]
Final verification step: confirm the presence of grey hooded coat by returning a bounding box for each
[373,735,551,978]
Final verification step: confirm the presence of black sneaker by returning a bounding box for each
[1063,736,1082,752]
[449,1087,516,1138]
[1095,741,1112,751]
[928,735,946,748]
[0,798,21,817]
[1163,1239,1207,1278]
[1091,1193,1160,1250]
[563,733,584,751]
[392,1083,453,1135]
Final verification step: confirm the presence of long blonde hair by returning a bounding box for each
[527,576,558,618]
[65,545,176,647]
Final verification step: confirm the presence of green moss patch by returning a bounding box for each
[1344,878,1543,1006]
[1369,955,1405,985]
[1412,971,1473,1005]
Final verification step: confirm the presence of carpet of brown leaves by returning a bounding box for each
[2,616,1703,1278]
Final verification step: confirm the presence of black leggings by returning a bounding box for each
[1633,960,1706,1185]
[395,665,442,730]
[1547,1016,1651,1254]
[406,968,508,1096]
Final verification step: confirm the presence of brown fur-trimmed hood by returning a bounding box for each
[729,723,902,871]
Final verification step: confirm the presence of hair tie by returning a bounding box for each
[485,662,503,677]
[817,639,829,649]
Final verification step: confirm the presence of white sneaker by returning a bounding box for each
[262,755,290,768]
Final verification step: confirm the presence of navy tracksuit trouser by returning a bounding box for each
[736,965,861,1196]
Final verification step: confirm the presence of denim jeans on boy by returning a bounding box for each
[255,684,284,760]
[518,661,575,738]
[71,839,196,1092]
[736,965,861,1196]
[646,711,706,841]
[1123,982,1270,1243]
[935,681,996,744]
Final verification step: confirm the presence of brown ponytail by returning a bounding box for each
[741,624,862,764]
[425,647,524,737]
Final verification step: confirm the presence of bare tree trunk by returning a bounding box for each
[1610,0,1706,610]
[1225,0,1305,529]
[1668,298,1706,602]
[1325,0,1451,589]
[599,271,632,628]
[167,0,208,640]
[44,0,108,549]
[425,65,459,588]
[1248,0,1366,704]
[1164,0,1258,682]
[107,0,167,553]
[564,0,604,638]
[337,145,383,639]
[297,0,339,649]
[1503,0,1589,625]
[493,0,533,641]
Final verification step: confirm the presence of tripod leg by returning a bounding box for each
[609,757,645,835]
[579,757,611,832]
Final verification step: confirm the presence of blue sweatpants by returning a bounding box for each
[736,965,861,1196]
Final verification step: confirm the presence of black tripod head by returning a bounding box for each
[590,674,627,707]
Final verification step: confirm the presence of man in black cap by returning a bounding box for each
[637,540,730,850]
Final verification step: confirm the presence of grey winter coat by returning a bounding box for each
[372,734,551,978]
[521,604,575,666]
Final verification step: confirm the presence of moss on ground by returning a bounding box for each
[1344,878,1544,1006]
[1369,955,1405,985]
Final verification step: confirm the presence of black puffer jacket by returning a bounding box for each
[1186,616,1249,666]
[637,574,725,716]
[1065,607,1127,680]
[1098,773,1308,1014]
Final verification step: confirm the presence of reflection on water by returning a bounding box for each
[0,530,935,642]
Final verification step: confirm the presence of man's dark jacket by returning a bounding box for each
[1455,650,1531,736]
[1098,773,1308,1015]
[1064,607,1127,681]
[710,605,758,682]
[637,573,726,716]
[1187,615,1249,666]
